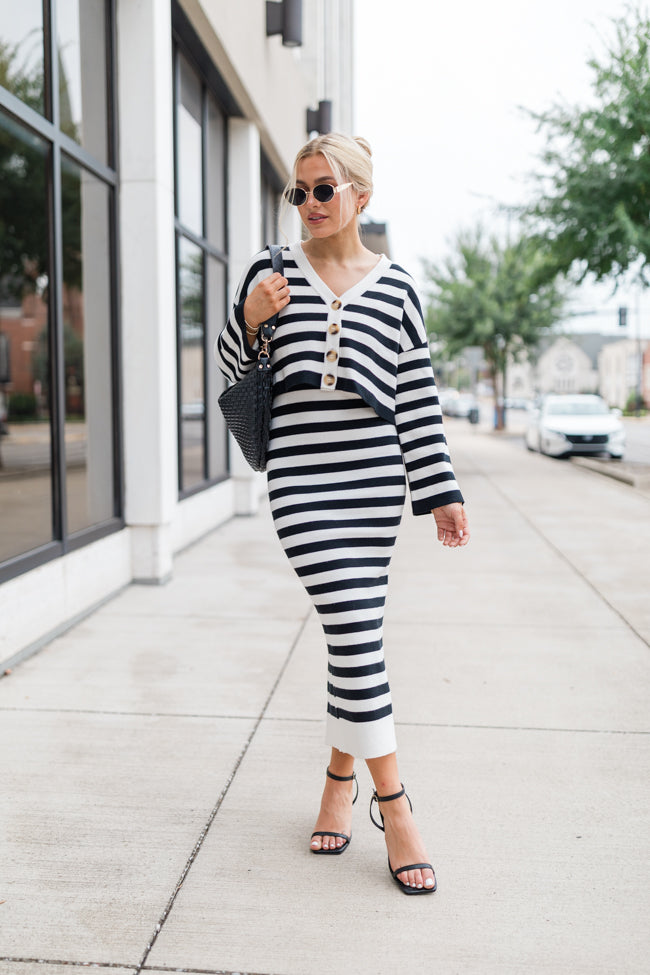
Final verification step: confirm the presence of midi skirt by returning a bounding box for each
[266,387,407,759]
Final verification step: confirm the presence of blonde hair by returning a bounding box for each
[278,133,374,238]
[290,133,373,209]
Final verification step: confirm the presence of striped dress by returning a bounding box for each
[215,243,464,759]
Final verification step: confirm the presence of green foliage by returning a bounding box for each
[526,5,650,284]
[0,39,44,112]
[8,391,37,420]
[625,390,647,412]
[424,227,565,373]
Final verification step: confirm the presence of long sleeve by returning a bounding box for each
[395,281,464,515]
[214,250,272,383]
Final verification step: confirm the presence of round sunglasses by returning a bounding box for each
[284,182,352,207]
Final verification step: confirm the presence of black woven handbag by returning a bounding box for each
[218,245,283,472]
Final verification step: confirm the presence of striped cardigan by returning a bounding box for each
[214,242,464,514]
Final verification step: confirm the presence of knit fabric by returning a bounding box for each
[214,242,464,515]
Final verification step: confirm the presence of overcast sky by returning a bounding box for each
[354,0,649,336]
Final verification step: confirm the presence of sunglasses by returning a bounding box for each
[284,182,352,206]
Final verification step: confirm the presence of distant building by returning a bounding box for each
[506,333,620,400]
[360,220,391,258]
[599,338,650,408]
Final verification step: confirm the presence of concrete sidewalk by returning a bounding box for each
[2,422,649,975]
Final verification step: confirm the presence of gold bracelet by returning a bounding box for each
[244,319,258,335]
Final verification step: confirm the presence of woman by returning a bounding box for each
[215,133,469,895]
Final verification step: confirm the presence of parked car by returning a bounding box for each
[445,392,479,420]
[525,394,625,459]
[438,388,459,415]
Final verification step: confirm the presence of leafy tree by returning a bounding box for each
[424,228,565,428]
[526,5,650,284]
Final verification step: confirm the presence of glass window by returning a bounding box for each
[173,43,229,493]
[0,2,118,581]
[206,257,227,479]
[206,93,226,251]
[261,169,280,246]
[56,0,109,162]
[60,155,115,535]
[177,54,202,237]
[178,236,205,489]
[0,0,45,115]
[0,113,52,562]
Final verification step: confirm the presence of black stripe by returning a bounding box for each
[268,476,406,502]
[327,681,390,701]
[276,516,401,540]
[327,702,393,723]
[293,556,391,577]
[306,576,388,596]
[322,618,383,635]
[312,596,386,614]
[284,536,396,560]
[326,639,384,657]
[328,660,386,678]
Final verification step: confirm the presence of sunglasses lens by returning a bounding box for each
[285,187,307,206]
[313,184,335,203]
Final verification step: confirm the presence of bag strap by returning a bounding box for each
[258,245,285,369]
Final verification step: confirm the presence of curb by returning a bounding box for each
[571,456,650,489]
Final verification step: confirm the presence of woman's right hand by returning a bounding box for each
[243,273,291,329]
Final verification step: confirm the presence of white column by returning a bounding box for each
[227,118,265,515]
[117,0,177,581]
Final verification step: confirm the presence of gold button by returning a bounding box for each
[326,349,338,362]
[331,299,342,310]
[324,374,336,386]
[328,323,340,335]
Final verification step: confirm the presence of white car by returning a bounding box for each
[525,394,625,459]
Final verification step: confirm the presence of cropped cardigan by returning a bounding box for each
[214,242,464,515]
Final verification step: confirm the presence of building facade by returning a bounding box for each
[504,334,620,401]
[0,0,355,666]
[598,337,649,409]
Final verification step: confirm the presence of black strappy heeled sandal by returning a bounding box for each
[311,768,359,856]
[369,784,437,894]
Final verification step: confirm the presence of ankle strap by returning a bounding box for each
[326,767,359,805]
[373,784,406,803]
[326,768,355,783]
[369,784,412,832]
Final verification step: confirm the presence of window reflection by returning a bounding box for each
[56,0,109,161]
[0,1,45,115]
[206,257,227,479]
[206,94,225,250]
[61,155,114,535]
[0,112,52,561]
[179,237,205,488]
[177,54,203,236]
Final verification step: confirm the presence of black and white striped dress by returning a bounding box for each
[215,243,464,759]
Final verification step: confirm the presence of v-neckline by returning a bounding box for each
[290,241,389,306]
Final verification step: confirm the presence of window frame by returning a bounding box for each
[0,0,122,584]
[172,30,231,498]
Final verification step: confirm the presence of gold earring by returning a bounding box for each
[357,204,362,215]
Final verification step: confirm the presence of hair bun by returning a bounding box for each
[354,137,372,158]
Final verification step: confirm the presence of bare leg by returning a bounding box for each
[366,752,435,890]
[310,748,356,852]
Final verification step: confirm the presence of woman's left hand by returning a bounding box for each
[432,502,470,547]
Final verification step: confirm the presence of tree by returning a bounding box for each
[424,228,565,428]
[526,6,650,285]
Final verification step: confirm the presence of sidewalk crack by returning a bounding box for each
[133,609,311,974]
